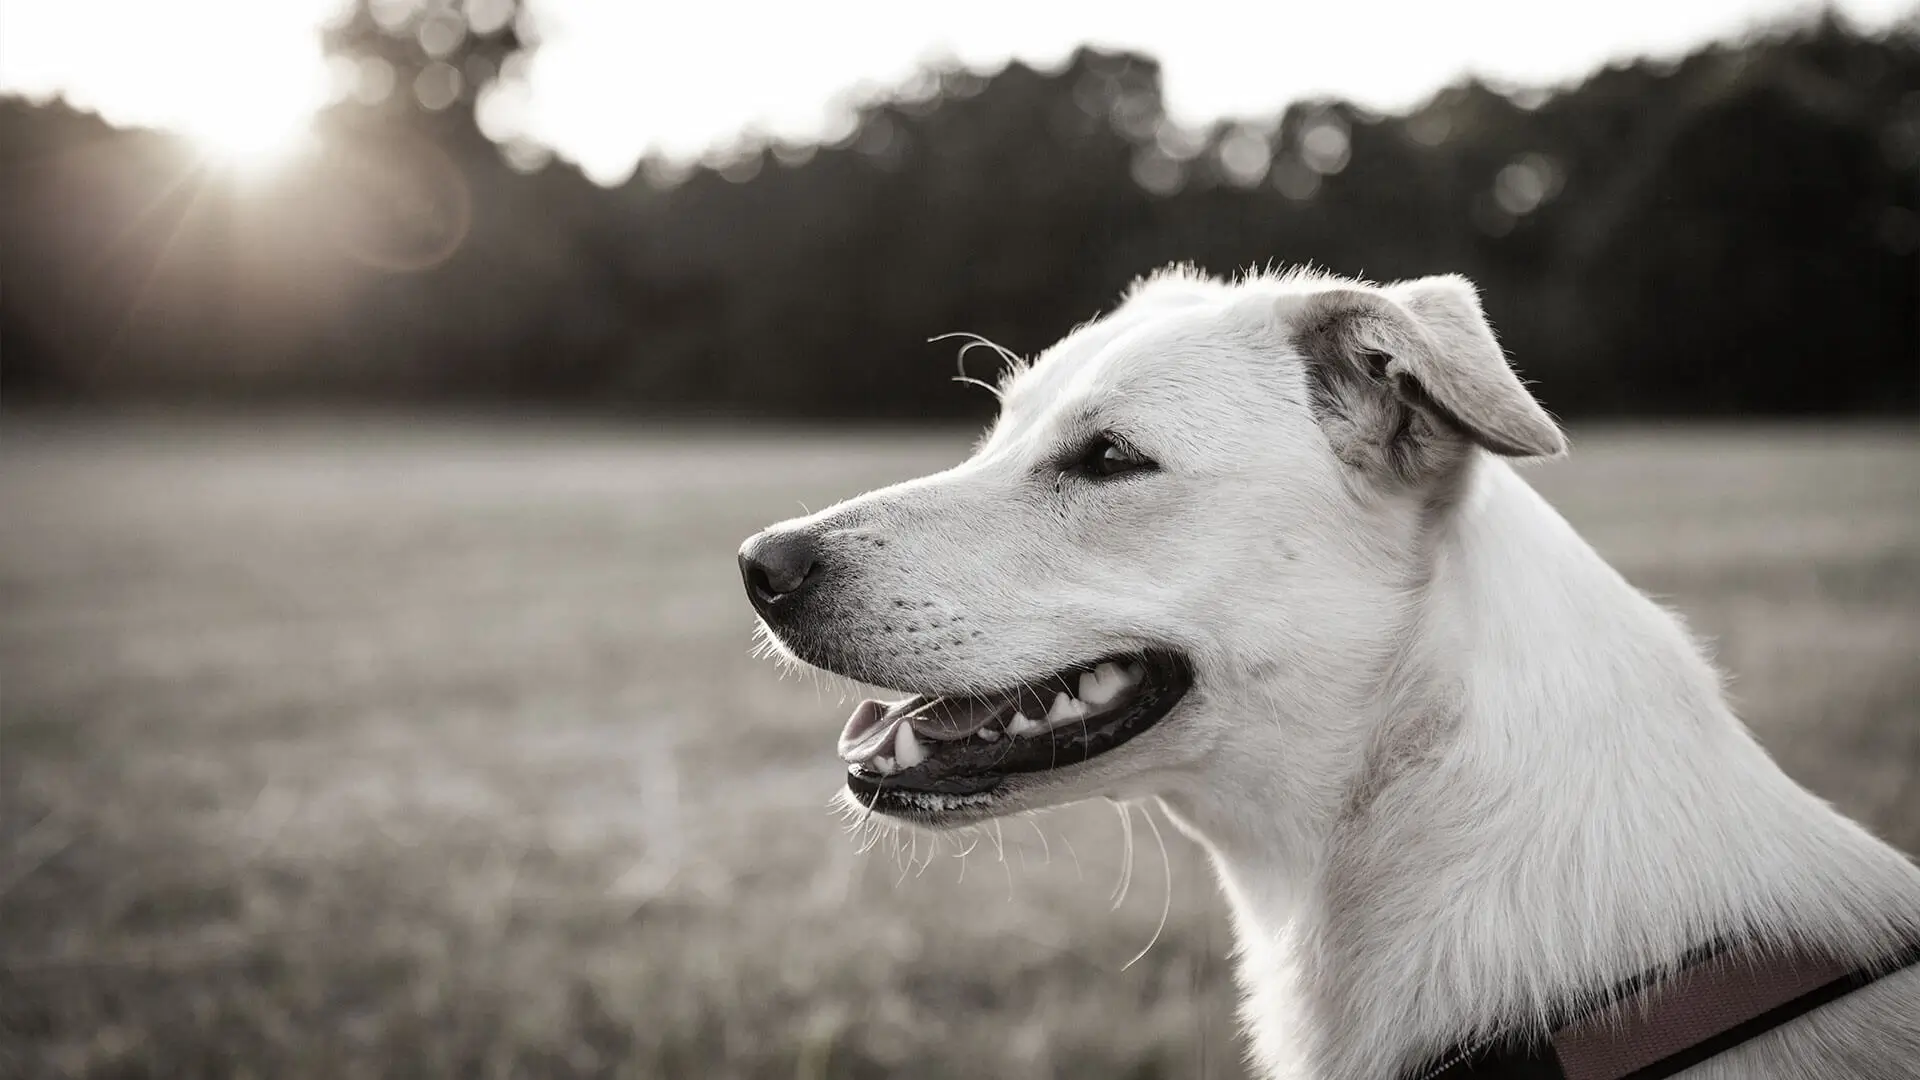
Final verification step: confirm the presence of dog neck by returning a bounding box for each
[1160,456,1920,1080]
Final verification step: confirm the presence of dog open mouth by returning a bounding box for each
[840,651,1193,815]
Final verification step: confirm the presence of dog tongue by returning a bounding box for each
[838,699,898,760]
[837,695,1003,763]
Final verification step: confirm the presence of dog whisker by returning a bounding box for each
[1060,830,1084,883]
[1024,815,1051,868]
[928,330,1026,403]
[1110,797,1135,912]
[1122,802,1174,972]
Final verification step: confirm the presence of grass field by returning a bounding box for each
[2,415,1917,1079]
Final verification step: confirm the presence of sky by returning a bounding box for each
[1,0,1913,185]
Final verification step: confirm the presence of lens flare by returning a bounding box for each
[182,104,316,172]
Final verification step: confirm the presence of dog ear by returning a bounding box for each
[1285,276,1565,483]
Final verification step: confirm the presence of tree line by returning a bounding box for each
[3,5,1916,421]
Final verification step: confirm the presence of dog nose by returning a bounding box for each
[739,529,820,610]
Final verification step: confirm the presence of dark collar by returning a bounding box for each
[1404,938,1920,1080]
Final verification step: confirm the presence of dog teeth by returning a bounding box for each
[894,723,926,768]
[977,727,1000,741]
[1077,662,1131,707]
[1046,691,1089,725]
[1006,712,1041,737]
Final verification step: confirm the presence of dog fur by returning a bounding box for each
[746,267,1920,1079]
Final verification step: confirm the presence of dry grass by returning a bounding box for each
[1,415,1915,1079]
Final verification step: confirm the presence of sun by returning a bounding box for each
[183,102,317,173]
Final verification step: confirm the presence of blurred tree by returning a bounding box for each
[3,13,1915,416]
[322,0,529,151]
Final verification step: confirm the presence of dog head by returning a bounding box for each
[739,268,1562,827]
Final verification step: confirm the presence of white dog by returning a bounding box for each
[739,267,1920,1080]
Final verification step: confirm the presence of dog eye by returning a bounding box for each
[1076,435,1156,479]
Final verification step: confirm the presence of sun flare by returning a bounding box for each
[180,101,317,173]
[0,0,338,175]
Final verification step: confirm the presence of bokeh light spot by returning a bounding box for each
[1272,157,1321,201]
[1406,109,1452,147]
[1130,149,1184,196]
[1217,126,1272,188]
[500,137,553,174]
[369,0,424,34]
[354,56,396,106]
[477,76,532,143]
[1493,152,1563,216]
[415,62,463,112]
[1153,122,1207,162]
[1300,114,1351,176]
[464,0,514,36]
[418,10,467,59]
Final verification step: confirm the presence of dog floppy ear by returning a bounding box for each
[1285,275,1565,484]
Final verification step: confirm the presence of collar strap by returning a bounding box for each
[1410,938,1920,1080]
